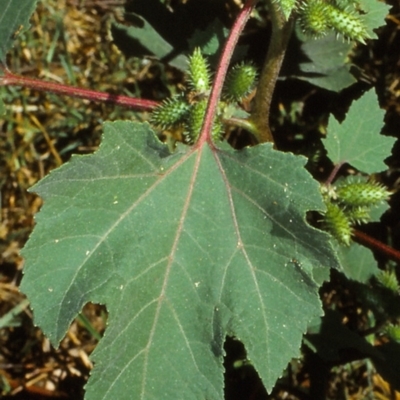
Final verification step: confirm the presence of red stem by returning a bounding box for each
[197,0,258,147]
[353,229,400,263]
[325,162,346,185]
[0,70,159,111]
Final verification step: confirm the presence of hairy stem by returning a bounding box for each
[0,70,159,111]
[198,0,258,146]
[325,162,346,185]
[250,1,294,143]
[353,229,400,263]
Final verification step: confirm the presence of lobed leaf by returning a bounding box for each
[323,90,395,173]
[336,242,379,283]
[21,121,339,398]
[360,0,391,39]
[295,31,356,91]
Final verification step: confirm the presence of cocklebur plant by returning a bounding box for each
[1,0,399,398]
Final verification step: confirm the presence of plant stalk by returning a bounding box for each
[198,0,258,146]
[353,229,400,263]
[0,70,159,111]
[250,1,294,143]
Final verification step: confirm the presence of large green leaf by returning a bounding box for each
[323,90,395,173]
[21,121,339,398]
[0,0,38,62]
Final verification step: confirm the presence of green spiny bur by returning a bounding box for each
[323,201,352,245]
[277,0,298,21]
[337,181,390,207]
[298,0,368,42]
[345,206,370,225]
[187,48,211,93]
[223,63,257,102]
[184,100,207,144]
[376,270,400,293]
[326,4,369,43]
[151,96,190,129]
[184,100,223,144]
[211,106,224,142]
[299,0,330,37]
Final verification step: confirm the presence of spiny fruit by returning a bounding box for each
[187,48,211,94]
[184,99,223,144]
[327,5,368,43]
[376,270,400,294]
[323,201,352,245]
[298,0,369,42]
[223,63,257,102]
[336,181,391,207]
[299,0,330,37]
[150,96,190,130]
[345,206,370,225]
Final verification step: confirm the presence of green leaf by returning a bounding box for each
[111,17,188,70]
[0,0,38,62]
[295,31,356,91]
[111,0,231,71]
[187,19,228,57]
[21,121,339,398]
[360,0,391,39]
[323,90,395,173]
[369,201,389,221]
[336,243,379,283]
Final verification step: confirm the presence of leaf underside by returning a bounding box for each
[21,121,339,399]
